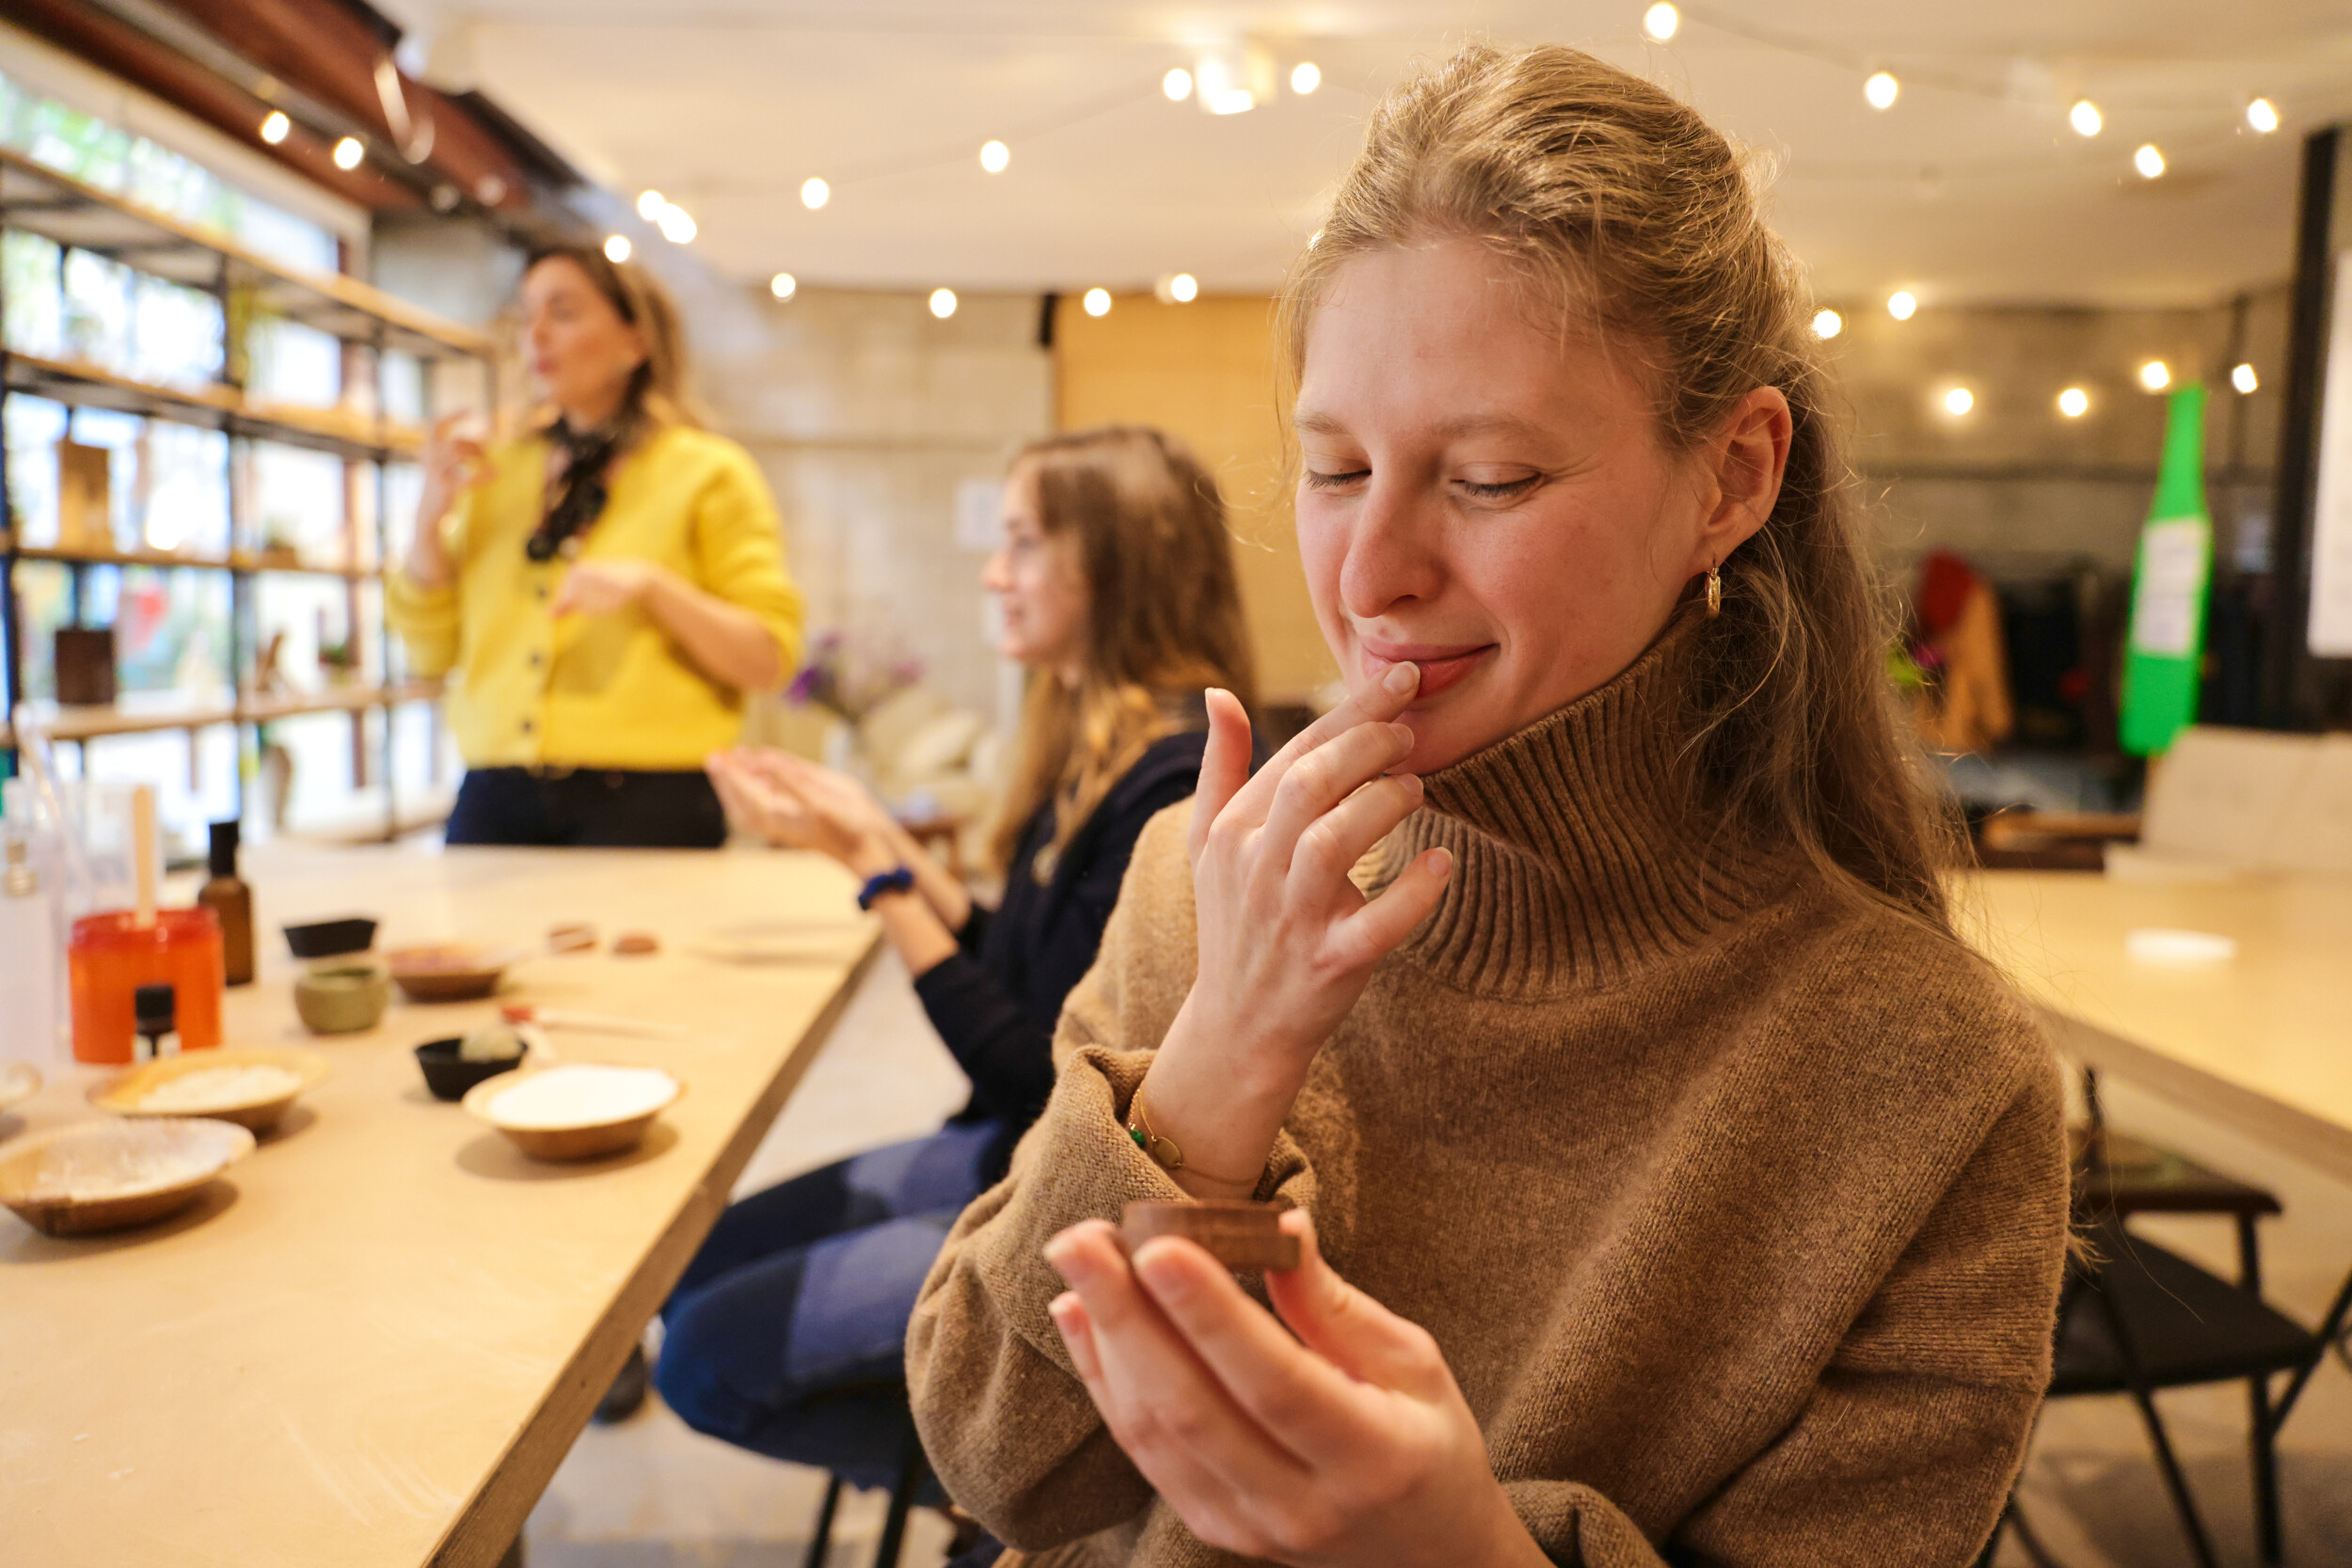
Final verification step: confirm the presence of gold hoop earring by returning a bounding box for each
[1705,565,1723,618]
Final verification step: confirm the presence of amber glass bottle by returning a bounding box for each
[197,819,254,986]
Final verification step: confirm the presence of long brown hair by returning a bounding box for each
[519,245,703,436]
[1277,42,1955,928]
[989,427,1257,875]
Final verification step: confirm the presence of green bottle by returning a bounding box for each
[2119,385,2213,756]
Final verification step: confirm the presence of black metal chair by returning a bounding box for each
[798,1391,977,1568]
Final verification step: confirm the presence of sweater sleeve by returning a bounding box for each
[384,494,470,679]
[691,444,805,683]
[906,805,1323,1551]
[911,768,1199,1129]
[1508,1049,2069,1567]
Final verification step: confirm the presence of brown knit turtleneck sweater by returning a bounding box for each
[908,626,2070,1568]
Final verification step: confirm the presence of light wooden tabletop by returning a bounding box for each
[0,843,879,1568]
[1962,869,2352,1185]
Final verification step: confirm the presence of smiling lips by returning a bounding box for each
[1359,640,1495,701]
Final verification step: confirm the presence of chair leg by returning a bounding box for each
[874,1428,927,1568]
[2277,1261,2352,1424]
[2124,1383,2224,1568]
[2250,1372,2283,1566]
[802,1473,844,1568]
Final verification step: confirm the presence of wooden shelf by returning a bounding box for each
[5,353,423,462]
[2,680,442,745]
[0,148,489,360]
[2,532,379,580]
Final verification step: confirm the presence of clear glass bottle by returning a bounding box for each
[0,832,62,1065]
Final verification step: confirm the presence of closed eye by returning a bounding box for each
[1458,474,1543,501]
[1304,467,1370,490]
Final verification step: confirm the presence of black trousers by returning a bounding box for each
[444,767,727,848]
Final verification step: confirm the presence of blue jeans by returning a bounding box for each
[657,1122,1005,1488]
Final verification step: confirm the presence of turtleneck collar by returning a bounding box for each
[1379,612,1802,997]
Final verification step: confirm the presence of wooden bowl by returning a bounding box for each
[0,1060,40,1117]
[387,944,516,1004]
[463,1065,682,1162]
[89,1047,330,1133]
[0,1117,254,1236]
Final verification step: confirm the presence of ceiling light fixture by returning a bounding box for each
[2247,98,2280,135]
[2069,100,2102,137]
[2232,362,2259,394]
[1887,290,1917,321]
[930,288,958,320]
[657,204,696,244]
[2135,143,2166,179]
[603,234,631,263]
[637,190,665,220]
[1164,68,1193,102]
[1169,273,1199,303]
[771,273,797,302]
[802,177,830,210]
[979,140,1009,174]
[1812,309,1842,340]
[1865,71,1899,111]
[2058,387,2090,418]
[1643,2,1679,41]
[1944,387,1974,417]
[1083,288,1112,317]
[1291,62,1321,95]
[260,110,290,145]
[332,136,363,170]
[1195,47,1273,116]
[2140,359,2171,392]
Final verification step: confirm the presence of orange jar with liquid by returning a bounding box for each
[69,908,224,1064]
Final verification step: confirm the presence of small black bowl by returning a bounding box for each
[414,1037,524,1102]
[286,916,378,960]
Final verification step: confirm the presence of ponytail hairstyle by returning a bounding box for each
[1277,42,1956,928]
[988,426,1258,876]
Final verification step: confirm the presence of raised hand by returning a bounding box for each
[1042,1210,1546,1568]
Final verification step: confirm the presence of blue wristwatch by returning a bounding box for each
[856,866,917,910]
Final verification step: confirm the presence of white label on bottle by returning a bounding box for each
[2129,516,2210,657]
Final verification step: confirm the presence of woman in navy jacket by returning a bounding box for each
[650,427,1256,1484]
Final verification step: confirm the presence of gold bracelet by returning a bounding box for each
[1126,1089,1263,1188]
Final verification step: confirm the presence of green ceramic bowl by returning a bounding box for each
[293,963,391,1036]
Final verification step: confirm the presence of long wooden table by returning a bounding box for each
[1962,869,2352,1188]
[0,844,879,1568]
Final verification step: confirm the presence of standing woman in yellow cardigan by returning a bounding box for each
[389,245,804,847]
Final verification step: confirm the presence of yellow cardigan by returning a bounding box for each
[387,424,804,771]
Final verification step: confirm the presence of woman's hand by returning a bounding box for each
[1129,665,1452,1195]
[407,413,491,588]
[549,558,667,618]
[706,748,898,872]
[1043,1210,1547,1568]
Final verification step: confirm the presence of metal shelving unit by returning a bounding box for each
[0,145,494,841]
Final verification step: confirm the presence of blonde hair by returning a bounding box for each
[989,427,1257,875]
[1276,42,1954,927]
[519,245,703,435]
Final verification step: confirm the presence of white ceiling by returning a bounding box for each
[382,1,2352,307]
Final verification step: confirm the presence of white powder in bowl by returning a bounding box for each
[24,1121,246,1201]
[135,1065,302,1113]
[485,1066,675,1130]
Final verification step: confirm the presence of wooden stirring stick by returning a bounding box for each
[131,784,157,928]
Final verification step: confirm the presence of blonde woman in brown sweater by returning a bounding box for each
[909,42,2070,1568]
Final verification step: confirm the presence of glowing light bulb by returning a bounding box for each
[1164,68,1193,102]
[2134,143,2165,179]
[1944,387,1975,417]
[260,111,290,146]
[930,288,958,320]
[1887,290,1917,321]
[602,234,631,264]
[2232,362,2259,394]
[2058,387,2090,418]
[1083,288,1112,317]
[332,136,363,170]
[657,204,696,244]
[1169,272,1199,303]
[2069,100,2102,137]
[2139,359,2171,392]
[1291,62,1321,95]
[1812,309,1843,341]
[771,273,797,302]
[802,177,830,210]
[979,139,1009,174]
[1644,2,1679,41]
[1865,72,1899,111]
[637,190,665,220]
[2247,99,2280,135]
